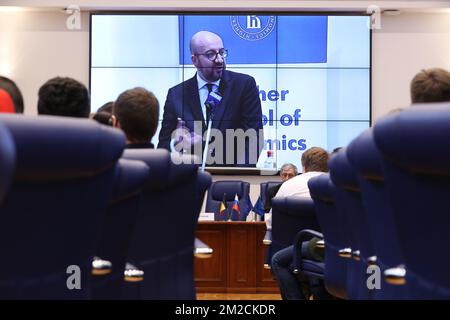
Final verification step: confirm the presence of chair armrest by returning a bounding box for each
[292,229,323,274]
[124,262,144,282]
[91,256,112,276]
[263,230,272,245]
[384,265,406,285]
[194,238,213,258]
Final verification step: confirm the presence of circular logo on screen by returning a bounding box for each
[230,15,276,41]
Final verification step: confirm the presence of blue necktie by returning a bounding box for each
[206,83,213,122]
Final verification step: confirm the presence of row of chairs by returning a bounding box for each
[0,114,211,299]
[311,103,450,299]
[265,103,450,299]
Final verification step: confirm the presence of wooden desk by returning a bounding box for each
[195,221,279,293]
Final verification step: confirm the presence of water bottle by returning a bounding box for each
[264,150,276,169]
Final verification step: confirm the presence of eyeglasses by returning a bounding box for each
[194,49,228,61]
[281,173,295,178]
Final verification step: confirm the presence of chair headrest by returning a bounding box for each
[0,114,125,181]
[329,149,359,191]
[374,103,450,175]
[122,149,199,189]
[271,196,316,217]
[308,173,336,203]
[347,128,383,181]
[210,180,249,201]
[111,159,149,203]
[260,181,281,193]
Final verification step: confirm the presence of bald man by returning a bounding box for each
[158,31,264,167]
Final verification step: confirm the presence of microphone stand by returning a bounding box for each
[201,104,213,172]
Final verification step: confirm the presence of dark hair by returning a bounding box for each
[0,76,24,113]
[301,147,329,172]
[113,87,159,143]
[92,111,113,126]
[38,77,90,118]
[411,68,450,103]
[98,101,113,114]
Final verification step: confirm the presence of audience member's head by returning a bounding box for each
[112,87,159,144]
[279,163,298,182]
[410,68,450,104]
[0,76,24,113]
[90,101,114,126]
[92,111,113,126]
[38,77,90,118]
[98,101,113,114]
[301,147,329,173]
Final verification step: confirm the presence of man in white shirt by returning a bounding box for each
[267,146,329,300]
[266,147,329,230]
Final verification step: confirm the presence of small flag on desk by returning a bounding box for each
[253,196,265,221]
[231,193,241,221]
[219,193,227,221]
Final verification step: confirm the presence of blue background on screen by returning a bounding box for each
[179,15,328,64]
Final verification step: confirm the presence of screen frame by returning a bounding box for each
[89,11,373,175]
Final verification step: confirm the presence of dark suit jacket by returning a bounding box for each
[157,70,264,167]
[264,183,282,213]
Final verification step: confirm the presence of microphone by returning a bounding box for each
[205,91,222,118]
[201,90,223,171]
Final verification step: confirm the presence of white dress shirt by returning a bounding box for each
[266,171,325,230]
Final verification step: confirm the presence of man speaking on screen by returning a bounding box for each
[157,30,264,167]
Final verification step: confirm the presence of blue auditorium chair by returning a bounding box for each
[329,149,374,300]
[121,149,212,299]
[308,173,348,299]
[374,104,450,299]
[266,196,320,268]
[205,180,252,221]
[0,123,15,204]
[260,180,282,212]
[0,114,125,299]
[91,159,149,299]
[347,128,407,299]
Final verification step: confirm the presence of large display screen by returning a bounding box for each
[90,13,371,170]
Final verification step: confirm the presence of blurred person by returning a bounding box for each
[0,76,24,113]
[38,77,90,118]
[112,87,159,149]
[410,68,450,104]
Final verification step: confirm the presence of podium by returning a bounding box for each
[195,221,279,293]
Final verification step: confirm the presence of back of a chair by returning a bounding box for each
[374,104,450,298]
[347,128,407,299]
[206,180,251,221]
[91,159,149,299]
[270,196,320,261]
[122,149,212,299]
[260,181,281,211]
[329,149,372,300]
[0,115,125,299]
[308,174,347,299]
[0,123,15,204]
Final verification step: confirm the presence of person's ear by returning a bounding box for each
[191,54,198,67]
[111,115,120,128]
